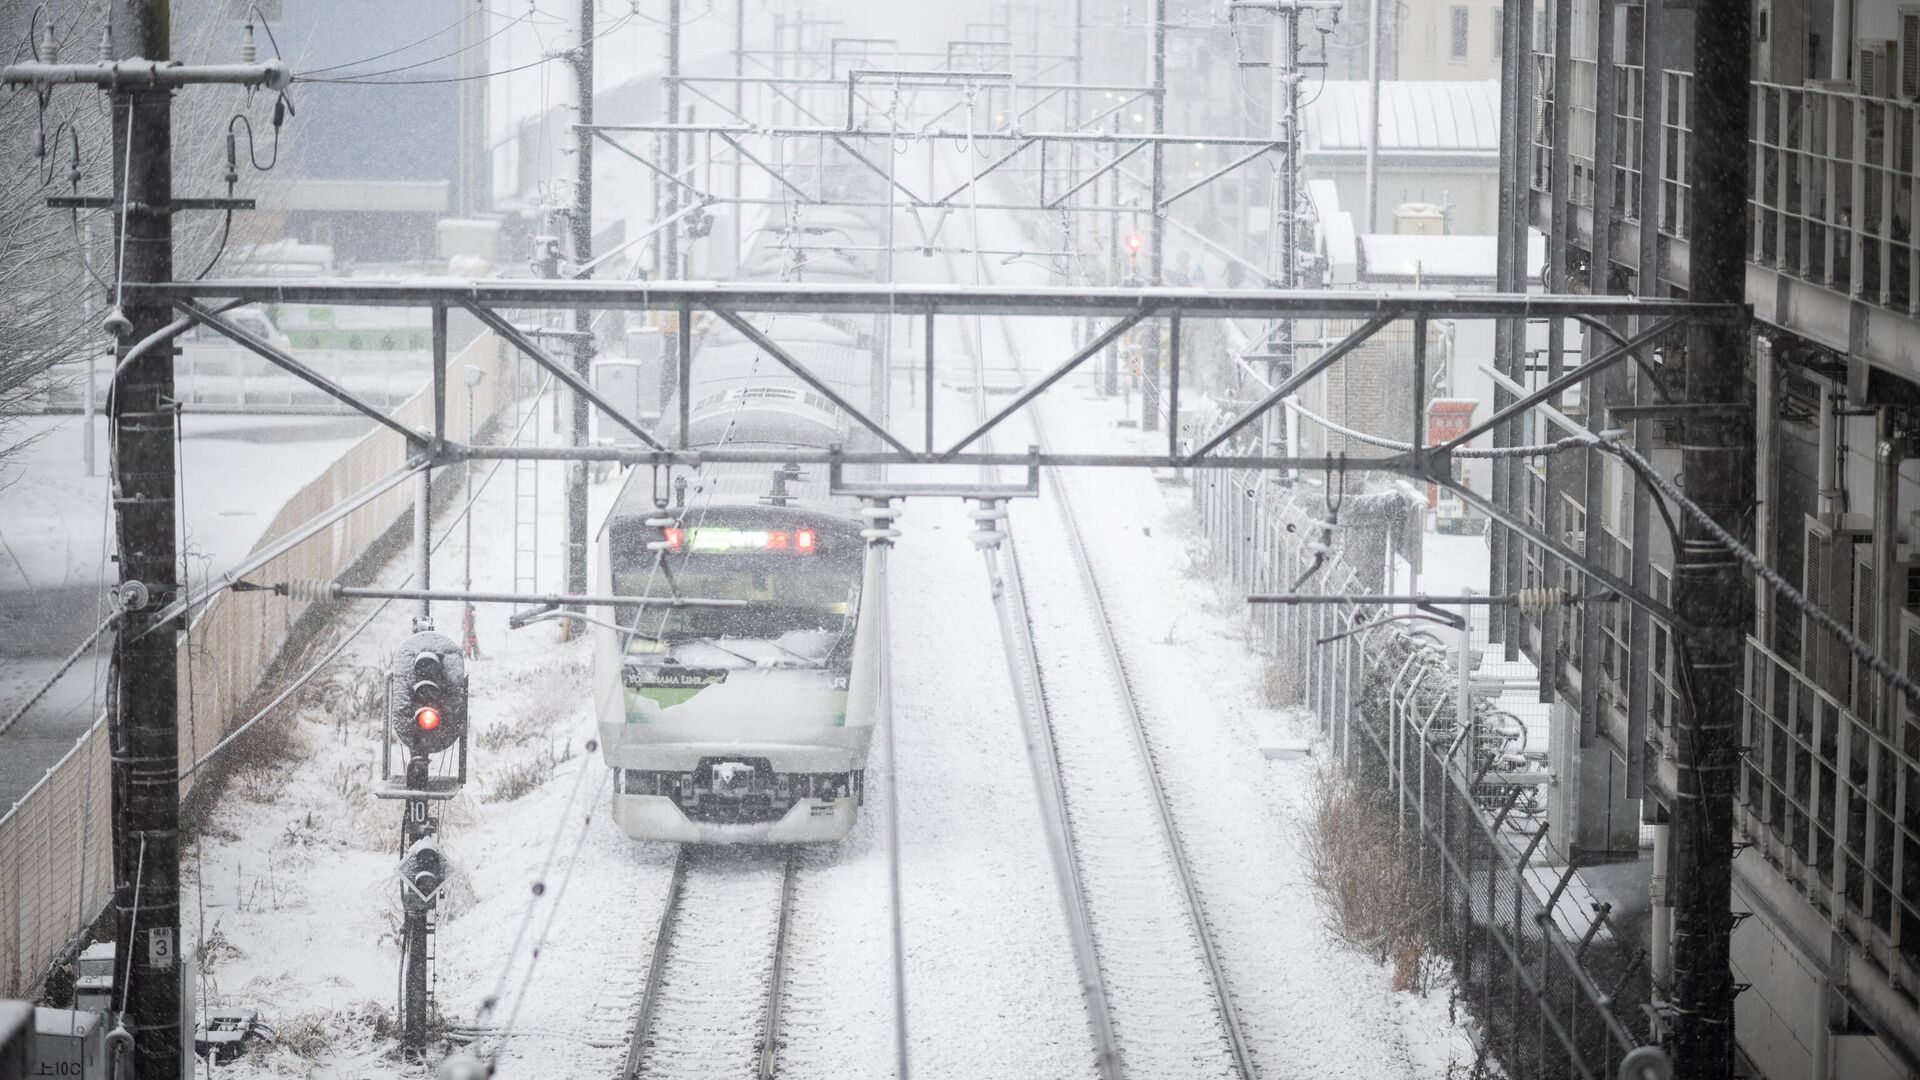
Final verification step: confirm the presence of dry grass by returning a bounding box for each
[481,742,573,804]
[1303,766,1446,993]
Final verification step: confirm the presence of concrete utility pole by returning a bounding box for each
[1667,0,1752,1073]
[1143,0,1166,432]
[0,5,287,1075]
[567,0,595,610]
[108,3,181,1075]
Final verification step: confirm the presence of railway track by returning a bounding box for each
[944,234,1257,1078]
[621,846,797,1080]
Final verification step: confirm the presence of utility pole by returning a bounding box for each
[1143,0,1166,431]
[0,6,289,1075]
[1667,0,1752,1073]
[108,5,181,1075]
[567,0,595,612]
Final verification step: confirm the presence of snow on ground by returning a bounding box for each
[958,192,1480,1075]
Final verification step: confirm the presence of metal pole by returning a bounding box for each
[1105,110,1120,395]
[568,0,596,618]
[82,216,98,477]
[733,0,745,276]
[1667,0,1751,1073]
[666,0,682,280]
[463,369,480,658]
[415,469,432,626]
[106,1,181,1074]
[1364,0,1380,233]
[1143,0,1166,431]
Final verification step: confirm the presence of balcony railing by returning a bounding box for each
[1532,67,1920,318]
[1741,638,1920,990]
[1752,81,1918,313]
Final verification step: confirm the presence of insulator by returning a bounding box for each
[38,22,56,64]
[241,23,258,64]
[282,579,337,603]
[967,504,1008,524]
[644,515,678,528]
[968,528,1004,549]
[1513,587,1569,613]
[645,540,674,552]
[860,503,899,522]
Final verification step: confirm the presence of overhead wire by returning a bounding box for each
[295,12,633,86]
[297,10,527,83]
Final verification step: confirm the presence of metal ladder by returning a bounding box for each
[512,339,541,598]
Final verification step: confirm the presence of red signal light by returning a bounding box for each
[795,528,816,553]
[415,706,443,732]
[1125,233,1143,256]
[766,530,789,550]
[663,527,683,551]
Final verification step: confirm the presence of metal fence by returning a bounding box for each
[0,330,517,996]
[1192,459,1658,1079]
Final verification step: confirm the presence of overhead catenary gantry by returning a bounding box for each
[126,277,1740,641]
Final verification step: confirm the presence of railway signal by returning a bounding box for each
[400,837,446,913]
[375,630,468,1056]
[387,631,468,762]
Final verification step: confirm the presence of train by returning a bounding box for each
[591,150,893,844]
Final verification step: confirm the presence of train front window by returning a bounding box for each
[611,521,861,643]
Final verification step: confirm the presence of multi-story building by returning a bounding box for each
[1508,0,1920,1074]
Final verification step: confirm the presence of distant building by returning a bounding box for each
[1300,81,1501,235]
[253,0,487,267]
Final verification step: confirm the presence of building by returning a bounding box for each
[256,0,486,267]
[1507,0,1920,1074]
[1398,0,1505,79]
[1301,80,1502,234]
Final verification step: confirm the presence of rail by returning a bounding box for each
[621,847,796,1080]
[966,246,1256,1077]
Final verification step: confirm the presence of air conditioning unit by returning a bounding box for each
[1858,39,1899,98]
[1902,10,1920,99]
[1804,514,1872,699]
[1850,542,1920,721]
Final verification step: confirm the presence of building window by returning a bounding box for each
[1450,6,1471,63]
[1492,8,1504,62]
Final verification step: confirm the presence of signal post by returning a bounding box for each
[377,631,470,1055]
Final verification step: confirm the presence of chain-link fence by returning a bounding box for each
[1193,458,1658,1079]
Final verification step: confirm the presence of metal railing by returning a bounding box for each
[1192,449,1658,1079]
[1535,65,1920,316]
[1740,638,1920,986]
[1750,81,1919,313]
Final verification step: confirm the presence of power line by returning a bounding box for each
[297,10,527,83]
[297,6,483,76]
[296,12,632,86]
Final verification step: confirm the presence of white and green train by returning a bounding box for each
[592,164,892,844]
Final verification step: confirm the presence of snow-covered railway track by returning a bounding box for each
[937,251,1254,1077]
[621,846,796,1080]
[1001,489,1258,1080]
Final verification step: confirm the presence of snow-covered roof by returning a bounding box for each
[1302,81,1501,154]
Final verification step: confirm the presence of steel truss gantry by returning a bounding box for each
[129,277,1740,635]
